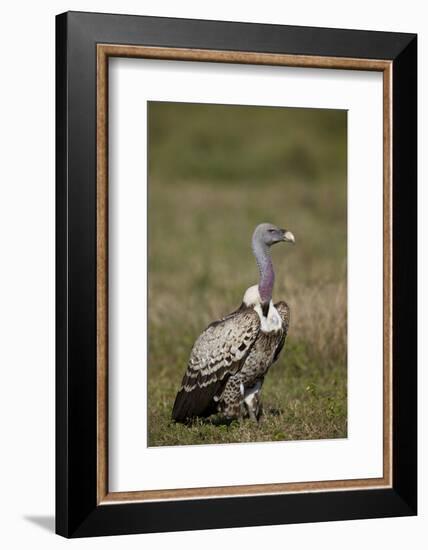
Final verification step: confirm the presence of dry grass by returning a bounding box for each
[147,102,347,446]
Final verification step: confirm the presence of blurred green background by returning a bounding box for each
[147,101,347,446]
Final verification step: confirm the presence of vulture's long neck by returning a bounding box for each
[252,237,274,306]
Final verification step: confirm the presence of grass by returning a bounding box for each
[147,102,347,446]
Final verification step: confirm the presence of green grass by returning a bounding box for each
[147,102,347,446]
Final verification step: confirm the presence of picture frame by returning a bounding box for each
[56,11,417,538]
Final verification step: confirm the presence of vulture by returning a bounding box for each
[172,223,295,423]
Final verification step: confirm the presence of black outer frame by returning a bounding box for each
[56,11,417,538]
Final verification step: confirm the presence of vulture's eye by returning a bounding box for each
[268,229,275,233]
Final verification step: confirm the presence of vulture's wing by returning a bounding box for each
[172,307,260,422]
[272,301,290,363]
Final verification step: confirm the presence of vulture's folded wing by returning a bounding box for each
[172,307,260,422]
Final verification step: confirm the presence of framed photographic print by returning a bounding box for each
[56,11,417,538]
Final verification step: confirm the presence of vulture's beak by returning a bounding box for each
[282,230,295,244]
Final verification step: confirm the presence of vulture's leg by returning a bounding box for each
[243,379,264,422]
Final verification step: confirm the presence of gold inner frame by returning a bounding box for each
[96,44,393,505]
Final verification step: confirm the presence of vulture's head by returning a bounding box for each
[252,222,295,248]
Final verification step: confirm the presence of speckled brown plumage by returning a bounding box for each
[172,301,290,422]
[172,306,260,422]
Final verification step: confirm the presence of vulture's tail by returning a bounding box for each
[172,386,218,423]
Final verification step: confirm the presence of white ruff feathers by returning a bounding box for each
[242,285,282,333]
